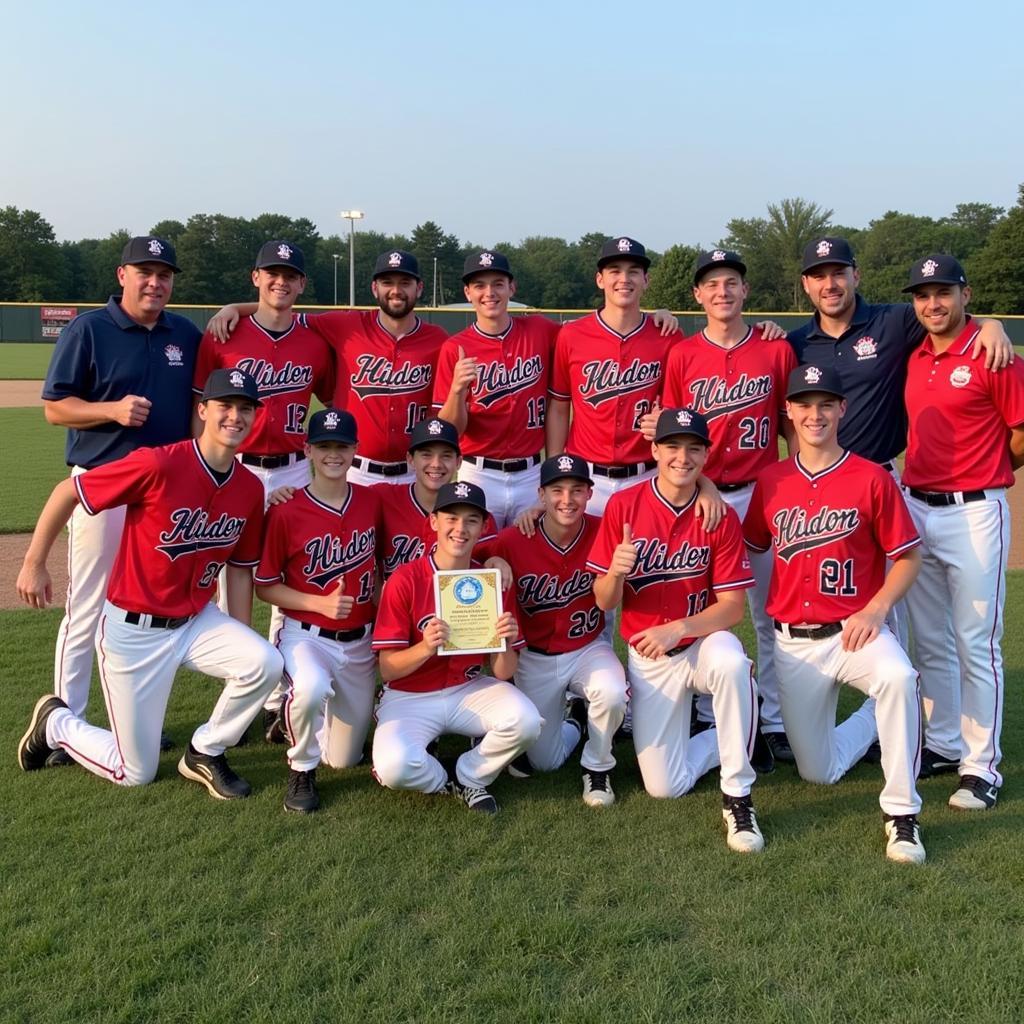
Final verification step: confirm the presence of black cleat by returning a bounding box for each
[506,753,534,779]
[264,707,287,745]
[750,726,775,775]
[284,768,320,813]
[18,695,67,771]
[159,730,174,752]
[567,697,589,742]
[949,775,999,811]
[764,731,795,763]
[860,740,882,765]
[918,746,959,779]
[446,773,499,814]
[45,747,75,768]
[178,744,252,799]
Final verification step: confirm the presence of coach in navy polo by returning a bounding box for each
[40,235,200,747]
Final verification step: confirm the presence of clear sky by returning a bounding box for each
[5,0,1022,251]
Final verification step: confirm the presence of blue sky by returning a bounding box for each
[5,0,1022,250]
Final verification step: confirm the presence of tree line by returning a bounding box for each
[2,186,1023,313]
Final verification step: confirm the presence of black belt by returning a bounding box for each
[907,487,987,507]
[591,459,657,480]
[300,622,367,642]
[718,480,754,493]
[241,451,306,469]
[526,645,557,656]
[125,611,193,630]
[353,456,407,477]
[664,642,696,657]
[463,453,541,472]
[774,620,843,641]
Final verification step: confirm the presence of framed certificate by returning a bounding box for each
[433,568,506,656]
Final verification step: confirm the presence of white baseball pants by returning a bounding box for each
[456,460,541,529]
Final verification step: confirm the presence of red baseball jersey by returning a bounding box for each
[550,312,674,466]
[432,315,559,458]
[491,514,605,654]
[193,316,334,455]
[662,326,797,485]
[254,484,381,631]
[743,451,920,624]
[304,310,448,462]
[75,440,264,617]
[372,554,525,693]
[903,318,1024,491]
[587,478,753,643]
[372,482,498,579]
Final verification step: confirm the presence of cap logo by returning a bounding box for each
[229,370,245,388]
[148,239,164,255]
[454,483,470,498]
[921,259,938,278]
[388,252,402,267]
[276,243,292,260]
[427,420,443,435]
[557,455,574,472]
[950,365,972,389]
[815,240,832,258]
[711,250,726,261]
[478,252,494,267]
[164,344,183,366]
[617,238,632,252]
[676,410,693,426]
[324,411,340,429]
[804,366,823,384]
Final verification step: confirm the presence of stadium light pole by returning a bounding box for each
[332,253,340,306]
[340,210,364,306]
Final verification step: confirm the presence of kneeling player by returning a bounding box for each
[491,454,627,805]
[17,370,283,797]
[744,365,925,864]
[254,408,381,813]
[371,482,541,813]
[588,409,763,853]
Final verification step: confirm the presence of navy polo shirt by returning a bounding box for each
[42,297,200,468]
[787,296,925,464]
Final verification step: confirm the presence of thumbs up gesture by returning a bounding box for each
[319,578,355,620]
[639,399,660,441]
[610,522,638,578]
[451,344,478,395]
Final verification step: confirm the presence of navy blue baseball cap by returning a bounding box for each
[434,480,488,514]
[373,250,422,280]
[902,253,967,293]
[121,236,180,272]
[597,236,651,271]
[307,407,357,445]
[654,408,711,446]
[786,364,845,400]
[408,417,460,454]
[801,237,856,273]
[462,250,513,282]
[255,240,305,274]
[201,368,263,406]
[540,453,593,487]
[694,249,747,285]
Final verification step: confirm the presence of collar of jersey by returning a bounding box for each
[472,320,513,341]
[538,514,587,554]
[247,314,296,342]
[794,449,850,482]
[595,310,648,341]
[375,312,422,342]
[699,324,753,351]
[301,483,353,517]
[192,439,235,487]
[648,476,698,516]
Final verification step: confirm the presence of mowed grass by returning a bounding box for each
[3,587,1024,1024]
[0,408,67,533]
[0,342,54,379]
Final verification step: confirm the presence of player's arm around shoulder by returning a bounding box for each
[971,317,1015,371]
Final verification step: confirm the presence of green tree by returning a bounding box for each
[942,202,1005,256]
[967,185,1024,313]
[0,207,66,300]
[410,221,463,306]
[645,244,701,311]
[855,211,948,302]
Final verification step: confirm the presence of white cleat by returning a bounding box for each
[722,795,765,853]
[582,769,615,807]
[884,814,926,865]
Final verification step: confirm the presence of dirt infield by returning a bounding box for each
[0,379,43,407]
[1,533,67,610]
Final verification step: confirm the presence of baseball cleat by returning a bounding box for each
[284,768,320,813]
[566,697,589,742]
[159,730,174,752]
[750,727,775,775]
[582,769,615,807]
[178,744,252,799]
[722,794,765,853]
[948,775,999,811]
[263,707,287,745]
[884,814,926,865]
[506,753,534,779]
[859,740,882,765]
[45,748,75,768]
[764,731,796,763]
[918,746,960,779]
[18,695,68,771]
[446,776,499,814]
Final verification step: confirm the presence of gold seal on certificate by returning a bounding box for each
[433,568,505,656]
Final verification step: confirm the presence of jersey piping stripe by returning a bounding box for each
[193,440,235,487]
[375,313,422,341]
[885,537,921,559]
[407,483,431,517]
[537,516,587,555]
[647,477,699,516]
[986,499,1006,778]
[594,310,648,341]
[246,314,296,343]
[73,475,98,516]
[96,615,128,782]
[794,449,851,483]
[713,575,756,592]
[300,483,354,518]
[471,320,514,341]
[951,326,981,357]
[699,325,753,351]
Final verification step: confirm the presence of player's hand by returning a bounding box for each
[318,581,354,620]
[694,477,726,531]
[639,399,660,441]
[16,561,53,609]
[483,556,513,590]
[629,620,686,659]
[267,485,297,506]
[207,305,241,342]
[756,319,788,341]
[495,611,519,644]
[841,608,885,652]
[422,616,450,650]
[610,523,639,577]
[112,395,152,428]
[972,323,1014,370]
[450,345,478,395]
[652,309,680,337]
[513,503,544,537]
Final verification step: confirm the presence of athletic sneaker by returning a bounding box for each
[45,748,75,768]
[18,695,67,771]
[750,727,775,775]
[722,794,765,853]
[949,775,999,811]
[178,744,252,799]
[582,769,615,807]
[764,731,795,763]
[263,707,287,745]
[284,768,320,813]
[446,776,499,814]
[883,813,926,865]
[567,697,589,741]
[918,746,959,779]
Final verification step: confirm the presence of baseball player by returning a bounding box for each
[17,369,283,798]
[371,481,542,813]
[490,454,628,805]
[40,236,200,763]
[209,249,447,488]
[901,255,1024,811]
[253,408,381,814]
[744,364,926,864]
[658,249,798,757]
[587,408,763,852]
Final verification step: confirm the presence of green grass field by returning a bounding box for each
[0,342,54,379]
[0,408,67,533]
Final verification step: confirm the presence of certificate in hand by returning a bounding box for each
[433,568,505,656]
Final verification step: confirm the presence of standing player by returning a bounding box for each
[17,369,283,797]
[254,408,381,814]
[658,249,798,757]
[587,409,764,852]
[744,364,925,864]
[371,481,542,813]
[901,255,1024,810]
[40,236,199,759]
[490,454,628,805]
